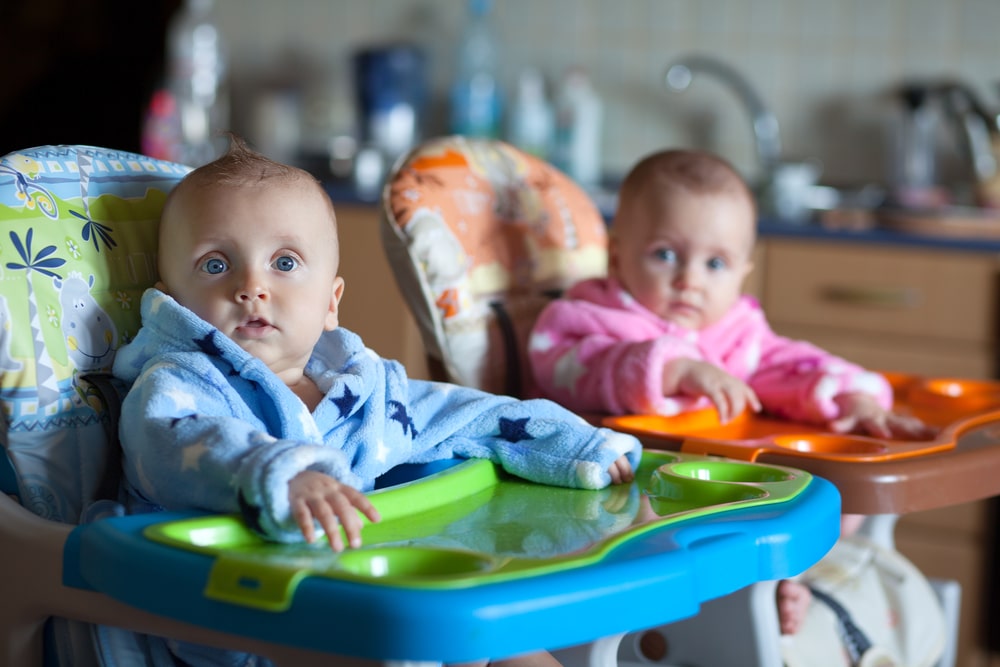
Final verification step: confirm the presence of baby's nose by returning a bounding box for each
[673,263,701,287]
[235,271,268,301]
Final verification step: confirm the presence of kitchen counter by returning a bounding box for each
[757,217,1000,253]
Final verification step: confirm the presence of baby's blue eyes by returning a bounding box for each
[203,258,227,274]
[199,255,298,274]
[653,248,677,263]
[650,249,728,271]
[273,255,297,272]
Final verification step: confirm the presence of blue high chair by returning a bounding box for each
[379,135,961,667]
[0,143,839,667]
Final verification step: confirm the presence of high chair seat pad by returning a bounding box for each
[381,135,608,395]
[0,145,188,521]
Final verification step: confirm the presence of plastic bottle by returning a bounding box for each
[507,67,554,159]
[553,68,603,188]
[164,0,229,166]
[449,0,503,138]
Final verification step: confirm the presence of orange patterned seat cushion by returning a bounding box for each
[381,135,607,396]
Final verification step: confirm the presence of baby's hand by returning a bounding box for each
[776,579,812,635]
[607,455,635,485]
[288,470,382,551]
[663,357,762,424]
[830,392,938,440]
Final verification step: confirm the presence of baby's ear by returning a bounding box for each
[324,276,346,331]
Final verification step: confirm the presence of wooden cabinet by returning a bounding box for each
[333,204,430,380]
[761,238,1000,379]
[758,235,1000,667]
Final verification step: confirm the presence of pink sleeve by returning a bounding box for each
[528,298,703,415]
[749,326,892,424]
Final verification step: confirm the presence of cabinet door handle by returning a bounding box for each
[818,285,920,307]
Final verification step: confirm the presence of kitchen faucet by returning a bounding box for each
[664,54,783,175]
[665,54,827,222]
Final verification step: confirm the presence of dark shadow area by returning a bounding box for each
[0,0,180,155]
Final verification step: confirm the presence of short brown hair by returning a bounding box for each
[618,148,754,207]
[178,133,312,188]
[160,134,337,242]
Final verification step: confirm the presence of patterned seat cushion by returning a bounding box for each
[0,145,189,522]
[381,135,607,397]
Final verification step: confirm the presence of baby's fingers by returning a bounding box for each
[345,487,382,524]
[863,418,893,439]
[831,414,892,439]
[828,414,859,435]
[607,456,634,485]
[329,489,383,551]
[306,496,348,551]
[888,415,939,441]
[291,497,318,544]
[340,489,382,548]
[707,388,736,423]
[711,385,756,424]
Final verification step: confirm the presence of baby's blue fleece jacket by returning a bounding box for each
[112,288,642,543]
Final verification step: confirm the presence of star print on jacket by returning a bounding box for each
[330,385,360,418]
[389,400,418,437]
[499,417,534,443]
[194,331,224,357]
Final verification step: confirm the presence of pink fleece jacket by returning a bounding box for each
[527,277,892,423]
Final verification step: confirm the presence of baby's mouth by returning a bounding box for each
[236,316,275,337]
[670,300,698,312]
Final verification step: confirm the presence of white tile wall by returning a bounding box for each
[215,0,1000,188]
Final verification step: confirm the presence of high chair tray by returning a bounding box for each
[69,450,838,662]
[603,373,1000,514]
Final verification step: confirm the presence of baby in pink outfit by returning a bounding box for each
[528,148,936,636]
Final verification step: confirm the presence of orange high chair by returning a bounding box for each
[379,135,962,667]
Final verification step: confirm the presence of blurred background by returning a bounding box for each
[4,0,1000,199]
[4,3,1000,664]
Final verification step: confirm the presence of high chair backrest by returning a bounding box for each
[380,135,608,397]
[0,145,189,522]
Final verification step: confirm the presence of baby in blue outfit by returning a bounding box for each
[111,135,640,667]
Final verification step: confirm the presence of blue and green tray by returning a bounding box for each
[67,450,839,663]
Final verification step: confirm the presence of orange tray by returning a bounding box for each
[603,372,1000,463]
[602,372,1000,514]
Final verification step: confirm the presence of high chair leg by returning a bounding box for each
[614,581,782,667]
[551,633,626,667]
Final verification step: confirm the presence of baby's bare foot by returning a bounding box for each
[776,579,811,635]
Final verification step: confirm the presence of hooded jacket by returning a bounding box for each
[113,288,642,543]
